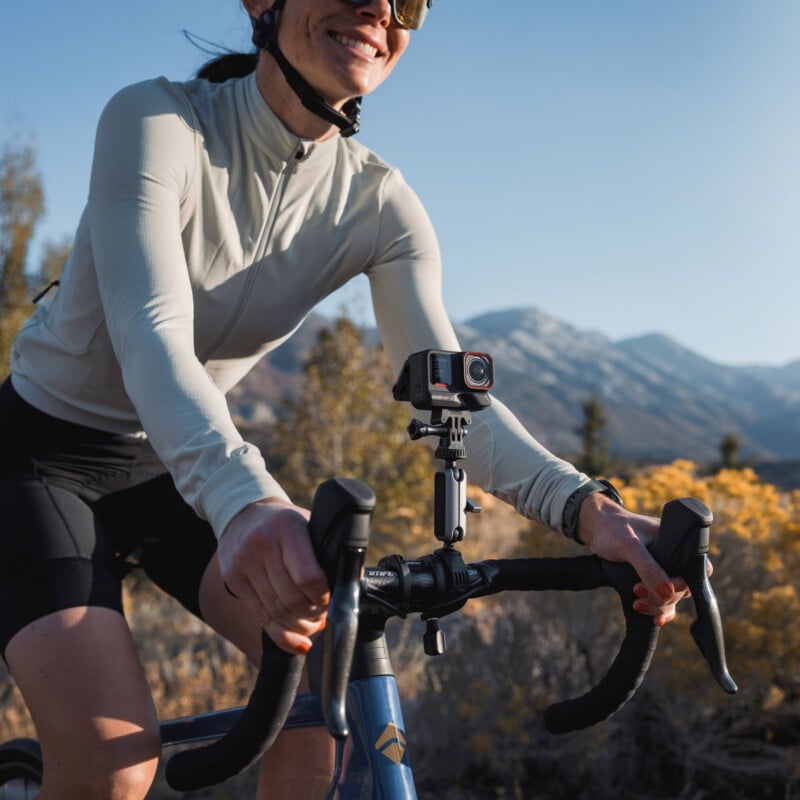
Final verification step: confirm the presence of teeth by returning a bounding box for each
[333,33,378,57]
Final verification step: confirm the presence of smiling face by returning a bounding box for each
[281,0,410,104]
[244,0,410,137]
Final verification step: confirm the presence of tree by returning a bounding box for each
[38,236,71,284]
[719,431,741,470]
[576,393,612,476]
[0,143,71,379]
[0,143,44,376]
[269,315,435,556]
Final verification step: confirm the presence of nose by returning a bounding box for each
[346,0,393,27]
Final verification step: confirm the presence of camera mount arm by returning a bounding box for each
[407,408,479,546]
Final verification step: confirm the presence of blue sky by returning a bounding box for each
[2,2,798,366]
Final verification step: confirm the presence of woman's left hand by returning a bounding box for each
[574,492,698,626]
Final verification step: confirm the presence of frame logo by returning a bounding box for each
[374,723,407,764]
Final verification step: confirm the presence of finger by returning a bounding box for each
[634,577,690,602]
[262,616,315,656]
[249,565,325,635]
[653,607,677,627]
[246,508,329,610]
[633,594,678,624]
[671,577,691,598]
[234,575,322,650]
[632,576,696,622]
[263,612,328,656]
[624,542,675,603]
[279,529,330,608]
[230,519,324,620]
[263,553,328,622]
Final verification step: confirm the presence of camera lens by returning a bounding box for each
[468,359,488,384]
[464,354,493,389]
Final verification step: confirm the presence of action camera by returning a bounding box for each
[392,350,494,411]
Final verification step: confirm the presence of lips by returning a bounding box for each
[330,32,381,58]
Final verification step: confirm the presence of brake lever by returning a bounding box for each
[321,545,366,738]
[307,477,375,739]
[649,498,737,694]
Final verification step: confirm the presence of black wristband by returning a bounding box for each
[562,479,623,544]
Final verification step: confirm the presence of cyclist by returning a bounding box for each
[0,1,692,798]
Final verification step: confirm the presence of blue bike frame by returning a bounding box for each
[334,677,416,799]
[160,672,416,799]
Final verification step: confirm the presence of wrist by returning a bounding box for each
[562,478,623,544]
[254,496,295,508]
[221,496,284,538]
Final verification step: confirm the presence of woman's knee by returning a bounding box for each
[40,736,160,800]
[7,607,162,799]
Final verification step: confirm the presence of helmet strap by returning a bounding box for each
[251,4,362,138]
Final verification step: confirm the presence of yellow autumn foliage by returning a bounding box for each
[616,460,800,714]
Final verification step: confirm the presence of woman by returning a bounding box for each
[0,1,689,798]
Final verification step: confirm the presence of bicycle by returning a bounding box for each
[0,349,738,799]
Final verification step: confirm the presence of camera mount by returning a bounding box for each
[393,348,494,546]
[408,404,491,655]
[407,406,480,546]
[393,349,494,652]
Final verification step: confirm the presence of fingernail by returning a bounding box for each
[633,600,648,613]
[633,585,649,599]
[318,618,327,631]
[297,641,312,655]
[657,582,675,601]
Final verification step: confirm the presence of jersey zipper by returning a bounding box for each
[198,144,305,362]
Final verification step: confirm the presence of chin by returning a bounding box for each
[336,65,386,99]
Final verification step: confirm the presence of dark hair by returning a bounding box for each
[197,52,258,83]
[183,28,259,83]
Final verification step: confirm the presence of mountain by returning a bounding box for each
[228,307,800,468]
[454,309,800,462]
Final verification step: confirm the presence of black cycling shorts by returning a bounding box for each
[0,378,218,658]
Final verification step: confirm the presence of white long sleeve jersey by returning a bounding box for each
[11,72,587,539]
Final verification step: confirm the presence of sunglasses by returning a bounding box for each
[347,0,433,31]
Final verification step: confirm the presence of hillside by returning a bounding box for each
[228,307,800,472]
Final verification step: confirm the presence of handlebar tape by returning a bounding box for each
[543,562,660,734]
[488,498,727,734]
[484,556,659,734]
[165,637,304,791]
[485,555,611,592]
[165,477,375,791]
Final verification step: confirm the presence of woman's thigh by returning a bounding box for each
[5,606,161,800]
[0,478,126,657]
[198,553,263,662]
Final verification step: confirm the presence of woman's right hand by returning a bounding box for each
[217,498,330,655]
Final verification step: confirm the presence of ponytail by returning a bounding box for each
[197,52,258,83]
